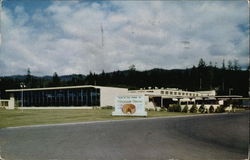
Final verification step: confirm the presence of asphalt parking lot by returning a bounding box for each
[0,112,249,160]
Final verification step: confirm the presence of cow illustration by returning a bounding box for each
[122,104,136,114]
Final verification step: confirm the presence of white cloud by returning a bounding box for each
[0,1,248,76]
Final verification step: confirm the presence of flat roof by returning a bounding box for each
[231,98,250,100]
[6,85,128,92]
[130,89,198,93]
[215,95,243,98]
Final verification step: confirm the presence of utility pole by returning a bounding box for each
[249,50,250,97]
[100,24,104,48]
[222,80,225,92]
[20,82,26,112]
[0,0,3,47]
[229,88,233,96]
[199,78,202,90]
[248,0,250,97]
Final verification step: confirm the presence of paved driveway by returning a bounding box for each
[0,112,249,160]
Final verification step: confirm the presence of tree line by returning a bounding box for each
[0,59,249,98]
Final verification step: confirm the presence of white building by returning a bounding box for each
[6,85,128,108]
[128,87,219,110]
[4,85,228,111]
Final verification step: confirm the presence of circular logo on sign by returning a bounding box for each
[122,104,136,114]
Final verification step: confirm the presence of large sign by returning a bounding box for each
[112,95,147,116]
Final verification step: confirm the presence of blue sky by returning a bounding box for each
[0,0,249,76]
[3,0,51,13]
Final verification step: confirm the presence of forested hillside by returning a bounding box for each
[0,59,249,98]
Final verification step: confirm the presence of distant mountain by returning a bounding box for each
[60,74,86,81]
[2,74,86,81]
[5,75,27,80]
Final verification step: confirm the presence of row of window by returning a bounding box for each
[160,90,199,97]
[0,101,9,107]
[13,88,100,107]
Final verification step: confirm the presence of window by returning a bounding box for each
[170,91,173,95]
[180,101,187,105]
[189,101,195,105]
[161,91,164,94]
[0,101,8,107]
[165,91,168,94]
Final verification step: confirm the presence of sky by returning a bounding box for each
[0,0,249,76]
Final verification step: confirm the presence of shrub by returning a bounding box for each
[198,105,205,113]
[160,107,166,112]
[15,100,21,107]
[216,106,225,113]
[204,108,208,113]
[168,105,175,112]
[155,107,162,111]
[182,105,188,113]
[209,106,214,113]
[173,104,182,112]
[190,104,198,113]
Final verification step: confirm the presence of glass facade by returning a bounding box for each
[13,87,100,107]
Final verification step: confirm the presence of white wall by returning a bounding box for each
[197,90,216,96]
[99,87,128,107]
[0,97,15,109]
[9,97,15,109]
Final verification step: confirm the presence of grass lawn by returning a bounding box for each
[0,109,197,128]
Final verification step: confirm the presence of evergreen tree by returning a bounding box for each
[197,58,206,90]
[221,59,226,70]
[0,58,248,98]
[100,70,106,85]
[129,64,136,71]
[85,71,95,85]
[233,59,241,71]
[214,62,218,68]
[198,58,206,68]
[25,68,32,88]
[50,72,61,87]
[227,60,233,70]
[209,61,213,67]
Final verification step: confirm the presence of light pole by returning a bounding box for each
[229,88,233,96]
[20,82,26,108]
[248,0,250,97]
[0,78,1,99]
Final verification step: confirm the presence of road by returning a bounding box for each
[0,112,249,160]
